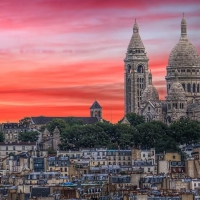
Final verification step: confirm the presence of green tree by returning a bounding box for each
[119,113,145,126]
[18,131,39,142]
[19,117,31,125]
[154,135,180,153]
[135,121,168,149]
[47,147,56,155]
[46,118,68,134]
[40,118,83,134]
[0,132,4,142]
[115,124,135,149]
[169,118,200,145]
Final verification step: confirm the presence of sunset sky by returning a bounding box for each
[0,0,199,123]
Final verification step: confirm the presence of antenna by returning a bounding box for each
[111,107,112,123]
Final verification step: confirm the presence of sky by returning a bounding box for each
[0,0,199,123]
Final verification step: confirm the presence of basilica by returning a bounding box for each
[124,16,200,124]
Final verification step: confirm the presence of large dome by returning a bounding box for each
[141,85,159,104]
[168,17,200,67]
[168,38,200,67]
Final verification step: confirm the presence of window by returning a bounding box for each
[187,83,191,92]
[13,146,15,150]
[173,156,176,159]
[6,146,8,150]
[137,65,143,73]
[22,146,25,150]
[182,83,185,91]
[197,84,200,93]
[193,83,196,93]
[148,168,150,172]
[127,65,132,73]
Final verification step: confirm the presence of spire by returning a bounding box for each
[133,19,139,33]
[53,126,60,135]
[121,116,131,126]
[90,100,102,109]
[181,13,187,38]
[127,19,145,51]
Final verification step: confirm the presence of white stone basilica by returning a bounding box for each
[124,16,200,124]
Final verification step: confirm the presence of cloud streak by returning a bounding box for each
[0,0,199,122]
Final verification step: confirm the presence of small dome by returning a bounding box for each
[167,81,186,100]
[141,85,159,104]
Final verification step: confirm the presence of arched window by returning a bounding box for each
[137,65,143,73]
[98,111,101,117]
[193,83,196,93]
[169,84,171,89]
[127,65,132,74]
[182,83,185,91]
[187,83,191,92]
[197,84,200,93]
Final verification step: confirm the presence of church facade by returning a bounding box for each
[124,17,200,124]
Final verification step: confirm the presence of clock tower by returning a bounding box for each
[124,20,149,114]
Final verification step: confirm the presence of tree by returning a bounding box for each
[169,118,200,145]
[40,118,83,134]
[119,113,145,126]
[135,121,168,149]
[0,132,4,142]
[46,118,68,134]
[19,117,31,125]
[115,124,135,149]
[18,131,39,142]
[154,135,180,153]
[47,147,56,155]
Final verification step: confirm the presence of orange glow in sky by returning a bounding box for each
[0,0,199,123]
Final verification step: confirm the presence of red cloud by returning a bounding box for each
[0,0,199,123]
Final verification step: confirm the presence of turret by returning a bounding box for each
[90,100,102,119]
[181,13,187,38]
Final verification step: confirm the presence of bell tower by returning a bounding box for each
[90,100,102,119]
[124,20,149,114]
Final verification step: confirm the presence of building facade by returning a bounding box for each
[125,16,200,124]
